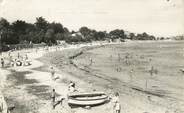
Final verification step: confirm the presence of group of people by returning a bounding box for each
[13,53,31,67]
[50,76,121,113]
[50,66,76,92]
[49,66,77,109]
[49,81,76,110]
[50,89,121,113]
[49,66,121,112]
[0,51,32,68]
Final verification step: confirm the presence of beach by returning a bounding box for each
[0,41,184,113]
[0,42,114,113]
[40,40,184,113]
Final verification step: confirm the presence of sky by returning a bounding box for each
[0,0,184,37]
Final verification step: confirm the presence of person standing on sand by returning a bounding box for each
[1,58,4,68]
[51,89,56,109]
[112,92,121,113]
[8,51,11,57]
[129,68,134,82]
[17,52,20,59]
[0,94,8,113]
[50,67,55,80]
[115,101,121,113]
[89,57,93,66]
[0,96,3,113]
[25,54,28,60]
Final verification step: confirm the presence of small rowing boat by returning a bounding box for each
[67,92,108,106]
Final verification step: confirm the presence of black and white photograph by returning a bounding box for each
[0,0,184,113]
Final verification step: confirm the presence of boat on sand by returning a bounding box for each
[67,92,109,106]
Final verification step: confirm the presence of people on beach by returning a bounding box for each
[125,53,129,65]
[25,54,28,60]
[1,58,4,68]
[0,94,8,113]
[13,59,17,67]
[50,67,55,80]
[0,96,3,112]
[16,58,22,66]
[149,66,158,77]
[12,58,17,67]
[112,92,119,103]
[51,89,56,109]
[10,56,14,67]
[8,51,11,57]
[89,57,93,66]
[112,92,121,113]
[114,101,121,113]
[17,52,20,59]
[129,68,134,82]
[68,81,76,92]
[147,95,152,102]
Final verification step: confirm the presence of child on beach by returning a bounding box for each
[112,92,121,113]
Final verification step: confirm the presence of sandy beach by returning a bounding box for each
[1,0,183,112]
[39,41,184,113]
[0,41,184,113]
[0,42,115,113]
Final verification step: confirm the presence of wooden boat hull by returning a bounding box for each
[67,92,108,106]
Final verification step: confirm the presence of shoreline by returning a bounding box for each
[0,42,115,113]
[38,41,184,113]
[0,40,184,113]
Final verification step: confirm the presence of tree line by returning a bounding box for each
[0,17,156,46]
